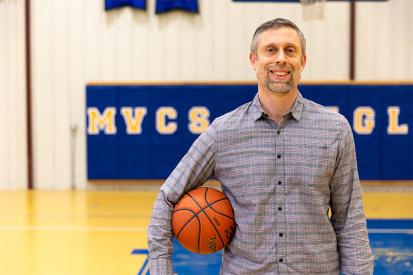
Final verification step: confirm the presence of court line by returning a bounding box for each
[0,225,148,232]
[368,229,413,234]
[0,226,412,234]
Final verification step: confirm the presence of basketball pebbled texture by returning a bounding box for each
[171,187,235,254]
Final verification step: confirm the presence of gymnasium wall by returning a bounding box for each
[0,0,412,189]
[86,83,413,181]
[0,0,27,189]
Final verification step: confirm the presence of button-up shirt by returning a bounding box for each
[148,92,374,274]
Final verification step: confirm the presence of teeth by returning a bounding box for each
[275,72,288,76]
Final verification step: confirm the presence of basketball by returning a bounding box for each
[171,187,235,254]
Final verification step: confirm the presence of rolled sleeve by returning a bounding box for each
[147,122,217,274]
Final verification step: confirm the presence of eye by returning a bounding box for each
[287,47,296,55]
[266,46,275,54]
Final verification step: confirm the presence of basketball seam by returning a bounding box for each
[187,189,226,252]
[207,200,235,221]
[203,189,227,248]
[177,214,201,254]
[187,190,209,253]
[174,198,231,223]
[205,194,235,221]
[201,189,226,248]
[174,208,201,242]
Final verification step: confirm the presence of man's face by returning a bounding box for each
[250,27,306,95]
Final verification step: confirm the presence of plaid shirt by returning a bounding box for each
[148,92,374,274]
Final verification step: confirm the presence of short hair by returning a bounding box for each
[250,18,306,56]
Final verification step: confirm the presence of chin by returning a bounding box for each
[268,83,292,94]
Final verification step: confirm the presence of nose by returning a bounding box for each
[275,50,287,65]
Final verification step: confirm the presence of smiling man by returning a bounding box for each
[148,18,374,274]
[249,20,307,123]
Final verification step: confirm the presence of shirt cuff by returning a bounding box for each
[149,258,173,275]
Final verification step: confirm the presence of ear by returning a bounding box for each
[250,52,257,70]
[301,54,307,70]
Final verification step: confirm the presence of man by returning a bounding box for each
[148,18,374,274]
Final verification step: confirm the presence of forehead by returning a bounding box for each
[257,27,301,49]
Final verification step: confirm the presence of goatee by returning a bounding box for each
[266,81,293,94]
[264,64,295,94]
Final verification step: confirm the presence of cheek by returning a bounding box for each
[254,62,266,74]
[294,62,303,74]
[294,67,301,76]
[293,66,303,81]
[257,66,268,77]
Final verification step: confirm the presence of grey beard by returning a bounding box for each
[265,78,294,94]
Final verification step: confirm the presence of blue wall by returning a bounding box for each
[86,83,413,180]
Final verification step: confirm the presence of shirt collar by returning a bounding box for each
[251,91,304,122]
[290,91,304,122]
[251,93,266,121]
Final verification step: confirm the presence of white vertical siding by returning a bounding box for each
[21,0,411,189]
[0,0,27,189]
[357,0,413,80]
[32,0,56,189]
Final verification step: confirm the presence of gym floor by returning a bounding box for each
[0,184,412,275]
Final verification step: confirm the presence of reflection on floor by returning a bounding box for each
[0,188,411,275]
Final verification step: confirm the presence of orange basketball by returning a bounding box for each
[171,187,235,254]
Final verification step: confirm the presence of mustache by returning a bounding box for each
[266,64,293,71]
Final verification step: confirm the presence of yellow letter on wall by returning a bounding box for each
[188,107,210,134]
[353,107,375,135]
[121,107,147,134]
[387,106,409,135]
[156,107,177,134]
[87,107,117,135]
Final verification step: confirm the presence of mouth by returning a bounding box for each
[268,68,291,81]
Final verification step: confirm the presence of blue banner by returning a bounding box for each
[86,84,413,180]
[232,1,387,2]
[105,0,146,11]
[156,0,198,14]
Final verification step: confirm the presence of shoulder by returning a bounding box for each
[199,101,253,141]
[302,97,350,131]
[211,101,254,130]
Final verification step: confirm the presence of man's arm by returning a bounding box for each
[330,120,374,274]
[147,122,217,274]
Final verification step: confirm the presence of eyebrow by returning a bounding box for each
[264,42,299,50]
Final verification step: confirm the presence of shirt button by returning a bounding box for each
[277,130,281,135]
[278,181,282,185]
[279,233,283,237]
[277,154,281,159]
[279,258,284,263]
[278,207,282,211]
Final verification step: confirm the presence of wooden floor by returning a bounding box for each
[0,188,411,275]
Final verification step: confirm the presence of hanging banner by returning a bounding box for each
[105,0,146,11]
[232,1,387,2]
[155,0,198,14]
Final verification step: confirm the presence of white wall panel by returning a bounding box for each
[32,0,55,189]
[0,0,27,189]
[228,2,248,80]
[301,2,350,80]
[357,0,413,80]
[32,0,71,189]
[29,0,412,189]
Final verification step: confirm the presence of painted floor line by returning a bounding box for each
[0,225,148,232]
[0,226,412,234]
[368,229,413,234]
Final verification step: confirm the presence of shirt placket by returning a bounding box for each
[275,120,287,272]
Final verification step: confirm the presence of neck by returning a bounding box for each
[258,88,298,124]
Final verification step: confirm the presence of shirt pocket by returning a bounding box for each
[301,144,336,189]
